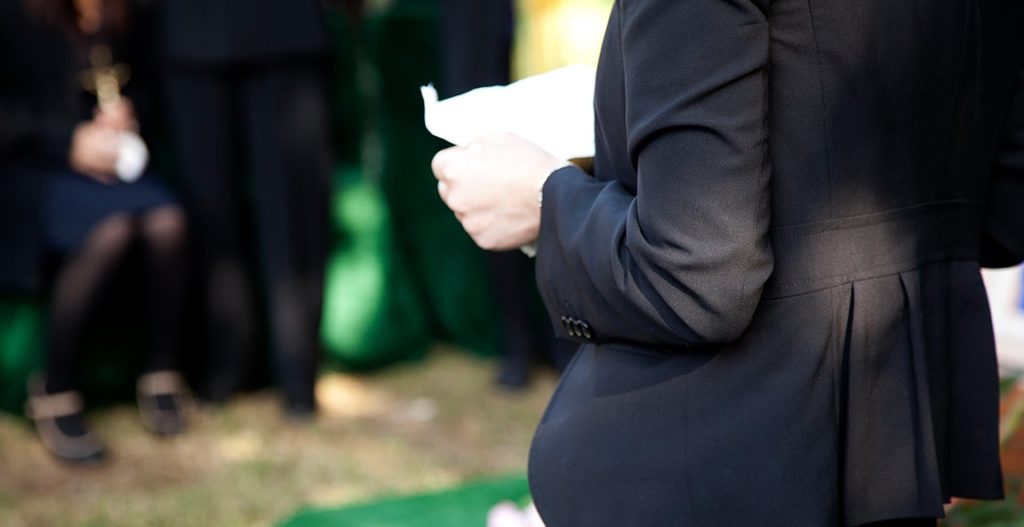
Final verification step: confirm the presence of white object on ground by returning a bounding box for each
[486,501,547,527]
[487,501,528,527]
[421,64,596,161]
[524,502,546,527]
[116,131,149,183]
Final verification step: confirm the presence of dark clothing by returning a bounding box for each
[159,0,331,407]
[440,0,572,386]
[982,17,1024,268]
[439,0,514,98]
[0,0,78,293]
[529,0,1023,526]
[0,0,169,293]
[163,62,330,407]
[158,0,329,65]
[0,1,186,397]
[42,171,174,253]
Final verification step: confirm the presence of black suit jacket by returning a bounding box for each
[158,0,328,65]
[528,1,1024,525]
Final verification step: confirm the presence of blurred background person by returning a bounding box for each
[158,0,333,417]
[0,0,191,464]
[440,0,575,389]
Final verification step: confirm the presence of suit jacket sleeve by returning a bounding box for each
[980,64,1024,268]
[535,0,773,346]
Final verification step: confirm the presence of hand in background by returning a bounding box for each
[432,133,569,251]
[69,122,120,184]
[93,98,138,132]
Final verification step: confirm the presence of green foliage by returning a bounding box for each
[944,479,1024,527]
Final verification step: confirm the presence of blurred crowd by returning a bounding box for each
[0,0,609,464]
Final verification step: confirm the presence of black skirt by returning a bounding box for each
[41,170,176,253]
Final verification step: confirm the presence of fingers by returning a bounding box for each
[437,179,449,201]
[434,145,474,213]
[433,142,491,181]
[92,100,138,131]
[431,146,462,181]
[437,177,469,215]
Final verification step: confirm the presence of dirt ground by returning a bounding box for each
[3,345,1022,527]
[0,347,557,527]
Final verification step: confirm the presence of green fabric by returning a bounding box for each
[0,298,42,413]
[321,2,498,367]
[278,475,530,527]
[320,165,432,368]
[0,296,141,414]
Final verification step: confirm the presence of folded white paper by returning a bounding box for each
[421,64,596,161]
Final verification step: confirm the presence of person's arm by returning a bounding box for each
[980,64,1024,268]
[534,0,773,346]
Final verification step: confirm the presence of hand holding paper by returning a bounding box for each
[427,65,595,252]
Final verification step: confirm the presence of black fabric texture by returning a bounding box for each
[157,0,329,65]
[528,0,1023,525]
[162,64,331,407]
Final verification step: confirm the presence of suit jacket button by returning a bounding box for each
[580,322,592,339]
[572,319,586,339]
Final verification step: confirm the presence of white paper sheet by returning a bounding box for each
[421,64,596,161]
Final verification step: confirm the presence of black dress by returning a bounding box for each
[0,0,174,292]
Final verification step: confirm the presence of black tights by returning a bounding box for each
[44,206,188,394]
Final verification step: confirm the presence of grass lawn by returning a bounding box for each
[0,347,557,527]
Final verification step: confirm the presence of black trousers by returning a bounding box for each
[439,0,514,97]
[164,61,331,408]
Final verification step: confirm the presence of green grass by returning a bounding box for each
[281,474,531,527]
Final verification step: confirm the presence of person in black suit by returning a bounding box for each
[0,0,191,463]
[433,0,1024,524]
[158,0,332,416]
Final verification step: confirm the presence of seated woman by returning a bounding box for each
[0,0,191,464]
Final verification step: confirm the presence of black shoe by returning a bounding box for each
[137,371,191,436]
[25,377,106,465]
